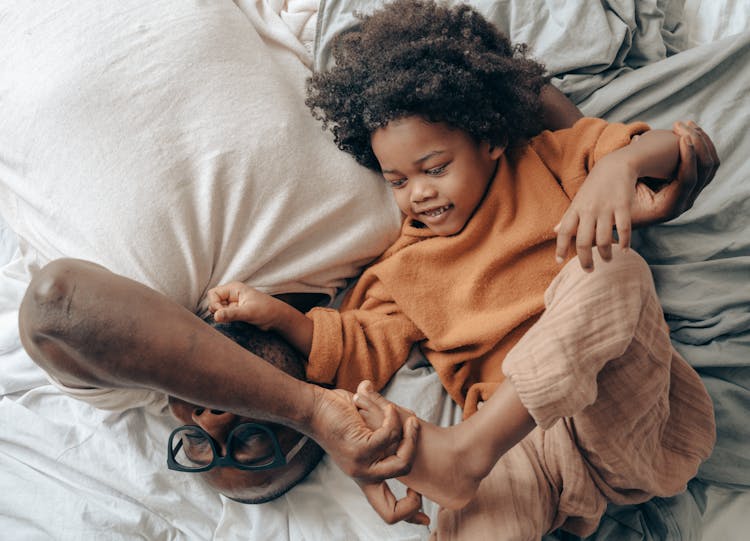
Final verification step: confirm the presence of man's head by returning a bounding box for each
[306,0,548,171]
[167,320,324,503]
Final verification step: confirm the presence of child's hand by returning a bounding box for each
[207,281,281,330]
[556,121,718,272]
[555,153,637,271]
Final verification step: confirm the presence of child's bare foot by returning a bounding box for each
[354,381,493,510]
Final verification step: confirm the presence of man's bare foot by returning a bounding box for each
[354,381,493,510]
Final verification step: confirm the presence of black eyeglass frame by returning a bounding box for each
[167,422,306,473]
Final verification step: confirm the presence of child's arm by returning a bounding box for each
[555,129,680,271]
[207,282,313,356]
[555,121,719,271]
[209,280,424,393]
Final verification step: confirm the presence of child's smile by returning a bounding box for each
[370,116,503,236]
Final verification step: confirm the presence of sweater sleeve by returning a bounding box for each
[305,279,425,393]
[531,117,651,200]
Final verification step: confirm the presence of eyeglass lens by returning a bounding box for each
[171,425,278,469]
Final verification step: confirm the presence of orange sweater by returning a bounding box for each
[306,118,649,416]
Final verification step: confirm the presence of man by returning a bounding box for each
[19,258,424,521]
[167,320,325,504]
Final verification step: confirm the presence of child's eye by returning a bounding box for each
[386,177,408,188]
[426,164,448,175]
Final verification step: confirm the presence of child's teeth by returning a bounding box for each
[425,205,448,216]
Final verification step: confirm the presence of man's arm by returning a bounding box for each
[554,122,719,270]
[539,84,583,131]
[18,258,416,482]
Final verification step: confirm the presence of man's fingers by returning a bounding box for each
[364,416,419,480]
[359,483,430,526]
[675,121,719,194]
[404,489,431,526]
[677,136,699,209]
[687,121,719,191]
[353,389,386,431]
[358,381,416,419]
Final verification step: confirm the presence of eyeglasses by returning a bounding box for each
[167,422,309,473]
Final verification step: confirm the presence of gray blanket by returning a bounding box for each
[579,30,750,490]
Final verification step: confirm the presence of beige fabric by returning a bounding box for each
[434,248,716,540]
[0,0,401,317]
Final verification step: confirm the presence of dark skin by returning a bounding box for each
[18,259,420,488]
[17,88,718,525]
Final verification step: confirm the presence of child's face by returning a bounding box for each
[371,116,503,236]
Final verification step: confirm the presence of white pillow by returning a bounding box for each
[0,0,401,313]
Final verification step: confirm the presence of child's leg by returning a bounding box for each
[355,378,536,510]
[358,247,714,536]
[356,386,606,539]
[354,247,679,513]
[431,246,713,539]
[431,432,560,541]
[500,246,715,519]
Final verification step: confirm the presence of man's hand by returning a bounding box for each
[357,481,430,526]
[352,381,429,526]
[631,120,719,226]
[207,281,283,329]
[308,386,419,483]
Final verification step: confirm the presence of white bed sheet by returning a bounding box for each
[1,0,749,540]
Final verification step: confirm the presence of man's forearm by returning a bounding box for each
[18,258,317,432]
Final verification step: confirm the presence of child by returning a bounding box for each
[208,0,716,538]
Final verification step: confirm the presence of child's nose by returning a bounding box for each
[410,178,437,202]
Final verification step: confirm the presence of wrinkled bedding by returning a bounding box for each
[0,0,747,540]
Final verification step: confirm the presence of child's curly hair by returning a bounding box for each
[306,0,549,171]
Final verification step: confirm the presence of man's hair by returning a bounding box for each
[206,319,325,503]
[211,319,306,380]
[306,0,549,171]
